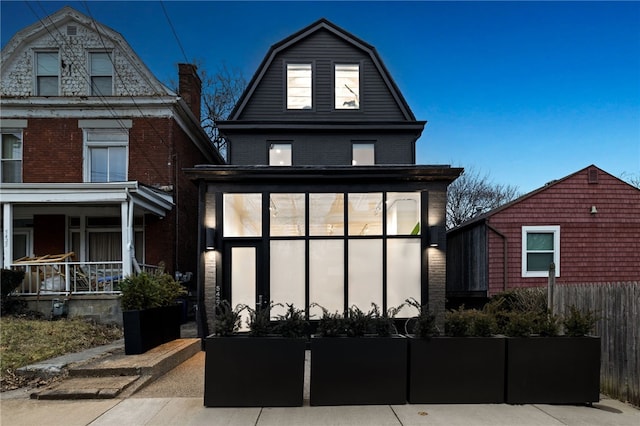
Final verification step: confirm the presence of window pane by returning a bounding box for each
[352,143,374,165]
[348,239,382,311]
[309,193,344,236]
[287,64,312,109]
[387,193,420,235]
[91,76,112,96]
[90,148,108,182]
[37,76,58,96]
[527,233,554,250]
[231,247,256,332]
[270,193,305,236]
[37,52,57,75]
[527,253,554,272]
[1,161,22,183]
[348,193,382,236]
[270,240,305,317]
[269,143,292,166]
[335,64,359,109]
[223,193,262,237]
[90,52,112,75]
[309,240,344,317]
[387,239,421,317]
[88,232,122,261]
[108,147,126,181]
[2,133,21,159]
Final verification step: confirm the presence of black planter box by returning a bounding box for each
[122,304,182,355]
[310,335,407,406]
[506,336,601,404]
[408,337,506,404]
[204,336,306,407]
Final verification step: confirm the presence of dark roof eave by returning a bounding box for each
[217,121,427,132]
[184,165,462,184]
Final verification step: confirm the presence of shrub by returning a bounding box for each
[445,306,472,337]
[534,312,561,337]
[312,304,346,337]
[272,303,309,338]
[345,305,372,337]
[246,303,275,336]
[503,311,537,337]
[370,303,403,337]
[212,300,245,336]
[563,305,598,337]
[468,310,496,337]
[405,297,439,338]
[1,269,26,315]
[119,267,186,311]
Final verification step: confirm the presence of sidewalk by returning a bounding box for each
[2,332,639,426]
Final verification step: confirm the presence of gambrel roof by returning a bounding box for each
[229,18,417,122]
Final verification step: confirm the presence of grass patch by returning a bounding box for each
[1,316,122,374]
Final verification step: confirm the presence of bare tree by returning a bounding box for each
[198,63,247,162]
[447,167,520,229]
[621,172,640,189]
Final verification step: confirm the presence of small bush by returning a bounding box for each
[468,310,496,337]
[534,312,561,337]
[119,267,186,311]
[563,305,598,337]
[370,303,403,337]
[345,306,372,337]
[246,303,275,336]
[405,297,439,338]
[312,303,346,337]
[272,303,308,338]
[212,300,245,336]
[445,306,472,337]
[503,311,537,337]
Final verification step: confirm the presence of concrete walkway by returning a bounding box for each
[2,329,639,426]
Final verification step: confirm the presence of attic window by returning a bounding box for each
[66,26,77,36]
[588,168,599,184]
[287,63,312,109]
[335,64,360,109]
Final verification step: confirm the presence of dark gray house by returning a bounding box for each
[186,19,461,334]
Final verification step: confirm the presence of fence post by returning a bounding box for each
[547,263,555,315]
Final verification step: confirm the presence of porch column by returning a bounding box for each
[2,203,13,268]
[121,201,133,277]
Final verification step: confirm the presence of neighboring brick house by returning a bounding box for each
[0,7,222,322]
[186,19,462,335]
[447,165,640,304]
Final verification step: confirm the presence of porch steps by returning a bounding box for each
[30,338,200,400]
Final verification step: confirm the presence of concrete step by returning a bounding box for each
[30,338,201,400]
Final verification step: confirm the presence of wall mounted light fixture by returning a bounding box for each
[205,227,216,250]
[428,225,442,247]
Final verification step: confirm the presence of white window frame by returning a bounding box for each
[286,63,312,110]
[521,225,560,278]
[1,129,23,183]
[89,51,113,96]
[82,129,129,183]
[35,51,59,96]
[335,63,360,110]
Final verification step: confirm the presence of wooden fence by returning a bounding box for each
[554,282,639,407]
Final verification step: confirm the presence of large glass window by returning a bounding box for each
[269,143,292,166]
[287,63,312,109]
[309,240,344,317]
[270,240,306,317]
[352,143,374,165]
[36,52,58,96]
[348,239,383,311]
[348,193,382,236]
[522,226,560,277]
[309,193,344,236]
[387,239,421,316]
[270,193,305,236]
[90,52,113,96]
[386,193,420,235]
[84,129,128,182]
[223,193,262,237]
[1,131,22,183]
[335,64,359,109]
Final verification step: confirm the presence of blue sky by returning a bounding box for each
[2,1,639,193]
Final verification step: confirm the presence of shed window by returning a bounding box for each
[522,226,560,277]
[287,63,312,109]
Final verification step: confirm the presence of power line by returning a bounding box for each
[160,1,189,64]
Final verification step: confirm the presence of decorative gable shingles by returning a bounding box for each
[486,167,640,294]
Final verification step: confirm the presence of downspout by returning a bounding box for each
[486,223,508,292]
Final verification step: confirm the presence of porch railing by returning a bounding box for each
[11,261,125,295]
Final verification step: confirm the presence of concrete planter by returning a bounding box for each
[204,336,306,407]
[310,335,407,406]
[408,336,506,403]
[506,336,601,404]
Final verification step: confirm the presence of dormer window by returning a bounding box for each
[287,63,312,109]
[90,52,113,96]
[335,64,359,109]
[35,51,59,96]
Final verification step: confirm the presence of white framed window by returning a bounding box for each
[89,52,113,96]
[1,130,22,183]
[269,143,292,166]
[522,225,560,277]
[83,128,128,182]
[287,63,312,109]
[35,51,59,96]
[352,143,375,165]
[335,64,360,109]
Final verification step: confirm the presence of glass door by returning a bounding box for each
[223,241,264,331]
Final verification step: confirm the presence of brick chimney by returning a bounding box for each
[178,63,201,121]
